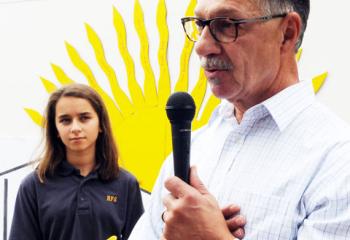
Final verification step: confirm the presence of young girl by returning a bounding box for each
[10,84,144,240]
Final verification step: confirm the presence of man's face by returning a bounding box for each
[194,0,284,109]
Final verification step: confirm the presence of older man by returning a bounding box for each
[130,0,350,239]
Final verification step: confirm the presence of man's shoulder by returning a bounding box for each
[309,101,350,136]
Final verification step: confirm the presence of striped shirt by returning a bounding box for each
[130,80,350,239]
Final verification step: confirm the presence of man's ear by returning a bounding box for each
[281,12,302,52]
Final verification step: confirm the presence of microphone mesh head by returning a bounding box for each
[166,92,196,122]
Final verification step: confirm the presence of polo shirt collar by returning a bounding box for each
[57,160,78,176]
[57,160,99,178]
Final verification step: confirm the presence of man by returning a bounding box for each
[130,0,350,239]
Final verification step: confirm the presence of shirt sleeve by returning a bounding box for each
[297,142,350,239]
[122,174,145,240]
[9,172,43,240]
[128,156,173,240]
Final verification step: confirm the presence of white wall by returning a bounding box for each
[0,0,349,238]
[299,1,350,122]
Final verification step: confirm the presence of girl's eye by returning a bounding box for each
[60,118,71,125]
[80,115,91,122]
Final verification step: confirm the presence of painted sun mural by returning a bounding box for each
[24,0,327,193]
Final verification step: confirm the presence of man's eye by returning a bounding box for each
[194,20,204,30]
[216,20,234,30]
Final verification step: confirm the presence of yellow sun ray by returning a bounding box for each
[65,41,100,89]
[195,95,221,128]
[191,69,207,121]
[113,7,145,108]
[175,40,194,91]
[40,77,58,94]
[296,48,327,93]
[134,0,158,106]
[85,23,135,115]
[51,63,75,85]
[312,72,327,93]
[24,108,44,127]
[296,48,302,61]
[156,0,171,105]
[65,41,123,123]
[174,0,196,92]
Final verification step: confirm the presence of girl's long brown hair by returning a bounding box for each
[37,84,119,182]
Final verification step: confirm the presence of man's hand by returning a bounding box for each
[222,204,246,239]
[162,166,244,240]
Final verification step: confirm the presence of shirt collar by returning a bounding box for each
[262,80,315,131]
[57,160,78,176]
[57,160,99,178]
[214,80,315,131]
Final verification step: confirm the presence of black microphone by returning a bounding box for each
[166,92,196,183]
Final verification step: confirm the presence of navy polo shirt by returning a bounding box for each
[9,161,144,240]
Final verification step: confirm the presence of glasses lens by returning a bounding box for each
[183,19,202,42]
[211,18,236,43]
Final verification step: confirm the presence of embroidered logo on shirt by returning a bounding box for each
[106,195,118,203]
[107,236,117,240]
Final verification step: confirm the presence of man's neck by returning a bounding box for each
[233,53,300,123]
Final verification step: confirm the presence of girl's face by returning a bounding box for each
[55,96,100,158]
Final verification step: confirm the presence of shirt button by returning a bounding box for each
[80,197,85,201]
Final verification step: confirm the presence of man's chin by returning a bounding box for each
[210,87,226,99]
[208,78,221,86]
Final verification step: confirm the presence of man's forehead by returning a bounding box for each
[194,0,260,18]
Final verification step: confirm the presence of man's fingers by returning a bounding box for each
[222,204,245,239]
[232,227,245,239]
[164,176,192,198]
[164,166,209,199]
[226,215,246,230]
[163,193,176,210]
[222,204,241,219]
[189,166,209,195]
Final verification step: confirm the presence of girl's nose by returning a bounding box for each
[70,119,82,133]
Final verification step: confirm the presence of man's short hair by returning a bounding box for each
[258,0,310,50]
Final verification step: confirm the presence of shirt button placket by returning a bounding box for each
[77,179,90,214]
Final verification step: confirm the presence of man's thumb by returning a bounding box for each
[190,166,209,195]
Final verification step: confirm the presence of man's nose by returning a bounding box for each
[194,26,221,57]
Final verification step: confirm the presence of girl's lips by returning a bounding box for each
[70,137,86,141]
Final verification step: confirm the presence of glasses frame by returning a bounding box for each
[181,13,287,43]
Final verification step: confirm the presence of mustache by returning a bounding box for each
[200,57,233,70]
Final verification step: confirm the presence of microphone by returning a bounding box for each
[166,92,196,183]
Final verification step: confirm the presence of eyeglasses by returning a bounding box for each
[181,13,287,43]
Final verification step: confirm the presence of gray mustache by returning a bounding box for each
[200,57,233,70]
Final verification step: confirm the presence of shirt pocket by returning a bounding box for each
[224,190,295,240]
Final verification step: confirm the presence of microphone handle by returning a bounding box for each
[171,121,191,183]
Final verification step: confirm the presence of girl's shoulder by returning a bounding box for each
[106,168,140,189]
[16,171,41,196]
[20,171,40,186]
[116,168,139,183]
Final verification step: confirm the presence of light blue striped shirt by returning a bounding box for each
[130,80,350,239]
